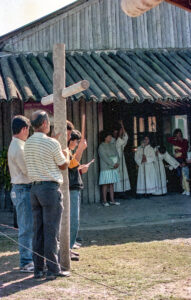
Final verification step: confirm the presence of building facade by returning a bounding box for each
[0,0,191,205]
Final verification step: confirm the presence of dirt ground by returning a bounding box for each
[1,194,191,299]
[0,221,191,299]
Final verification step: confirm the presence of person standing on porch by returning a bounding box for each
[153,146,180,195]
[181,160,190,196]
[167,129,189,193]
[98,130,120,206]
[24,110,70,280]
[112,120,131,198]
[8,115,34,273]
[68,130,89,261]
[135,136,157,197]
[167,129,188,175]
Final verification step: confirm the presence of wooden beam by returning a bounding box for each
[53,44,70,271]
[41,80,90,106]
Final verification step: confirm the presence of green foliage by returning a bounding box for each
[0,149,11,191]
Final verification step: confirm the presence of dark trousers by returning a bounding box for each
[30,182,63,273]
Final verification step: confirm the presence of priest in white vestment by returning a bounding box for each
[112,121,131,193]
[135,136,157,195]
[153,146,180,195]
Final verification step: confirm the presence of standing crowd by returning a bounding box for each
[8,112,189,280]
[8,111,89,280]
[98,123,189,205]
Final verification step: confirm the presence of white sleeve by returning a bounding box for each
[163,151,179,169]
[135,148,142,166]
[116,133,128,149]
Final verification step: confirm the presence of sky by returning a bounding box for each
[0,0,76,36]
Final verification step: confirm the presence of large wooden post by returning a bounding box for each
[53,44,70,270]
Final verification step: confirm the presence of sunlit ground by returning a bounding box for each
[1,224,191,300]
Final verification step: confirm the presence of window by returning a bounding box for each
[148,116,156,132]
[174,115,188,139]
[133,116,157,147]
[134,117,138,147]
[139,118,145,132]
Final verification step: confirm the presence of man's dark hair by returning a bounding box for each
[67,120,74,131]
[31,110,49,129]
[70,130,81,141]
[173,128,183,138]
[12,115,30,135]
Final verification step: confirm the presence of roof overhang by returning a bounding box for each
[1,49,191,104]
[165,0,191,12]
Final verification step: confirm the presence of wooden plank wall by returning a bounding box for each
[4,0,191,52]
[0,100,99,205]
[0,104,3,151]
[2,103,12,149]
[0,100,23,150]
[67,99,100,204]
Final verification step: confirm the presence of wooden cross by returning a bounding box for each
[41,44,89,270]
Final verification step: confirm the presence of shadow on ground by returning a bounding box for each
[79,221,191,247]
[0,271,45,298]
[0,250,46,298]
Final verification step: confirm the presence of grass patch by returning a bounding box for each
[0,226,191,300]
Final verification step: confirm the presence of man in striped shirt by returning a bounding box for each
[24,110,70,280]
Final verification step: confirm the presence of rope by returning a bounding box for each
[0,224,129,296]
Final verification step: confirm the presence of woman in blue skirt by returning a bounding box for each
[98,130,120,206]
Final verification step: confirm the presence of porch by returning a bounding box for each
[0,48,191,207]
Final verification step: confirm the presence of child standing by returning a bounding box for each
[181,160,190,196]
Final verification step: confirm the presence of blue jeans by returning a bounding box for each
[11,184,33,268]
[70,190,81,249]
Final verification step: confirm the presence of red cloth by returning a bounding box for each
[167,137,188,159]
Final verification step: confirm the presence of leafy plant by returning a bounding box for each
[0,149,11,191]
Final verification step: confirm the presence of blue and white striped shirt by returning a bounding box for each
[24,132,66,184]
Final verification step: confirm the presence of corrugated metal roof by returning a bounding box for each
[0,49,191,103]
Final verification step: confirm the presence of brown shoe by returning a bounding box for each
[71,253,80,261]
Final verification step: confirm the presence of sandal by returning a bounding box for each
[102,202,110,207]
[109,201,120,206]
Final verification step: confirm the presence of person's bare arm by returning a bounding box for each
[78,159,95,174]
[78,164,89,174]
[58,148,70,170]
[75,138,87,162]
[119,120,126,135]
